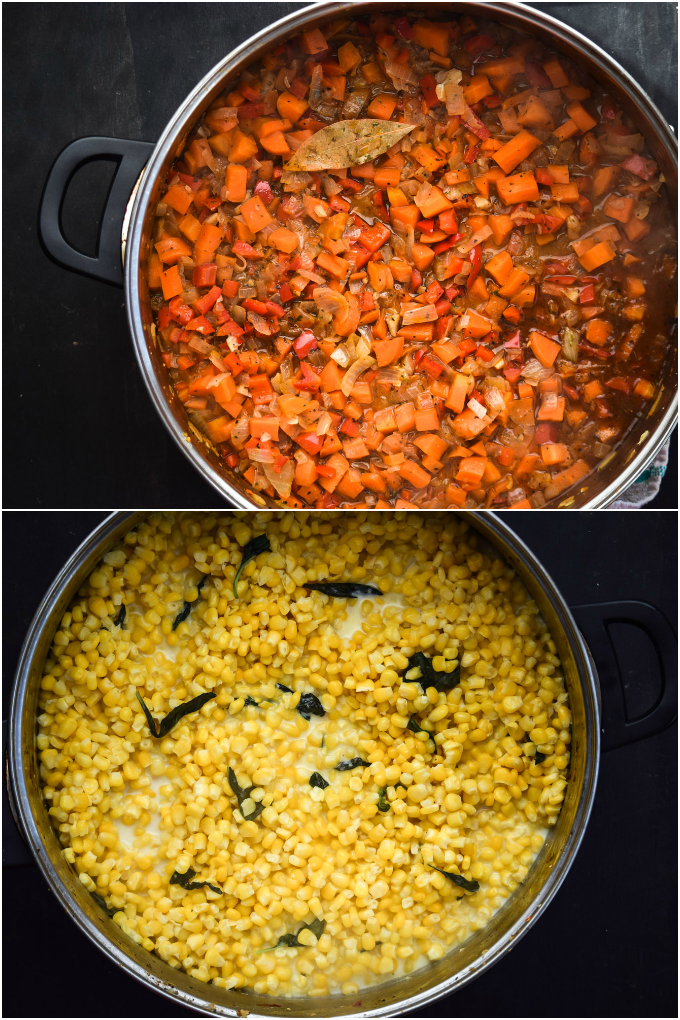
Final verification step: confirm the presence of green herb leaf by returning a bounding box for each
[136,691,216,738]
[377,788,390,812]
[303,582,382,598]
[309,772,329,790]
[244,696,260,707]
[233,534,271,598]
[335,757,370,771]
[404,651,460,693]
[173,573,210,631]
[534,750,546,764]
[276,684,325,721]
[429,864,479,893]
[407,716,436,751]
[259,918,326,952]
[114,605,126,628]
[91,891,117,918]
[228,766,264,821]
[169,868,222,895]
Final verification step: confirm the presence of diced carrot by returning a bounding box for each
[224,164,248,203]
[624,217,650,243]
[205,415,234,444]
[295,457,319,488]
[228,128,259,164]
[517,94,553,130]
[498,267,530,299]
[508,499,532,508]
[373,336,404,367]
[300,27,328,54]
[250,416,280,441]
[268,227,298,253]
[543,58,569,88]
[515,452,541,477]
[583,380,604,401]
[566,101,597,132]
[414,407,440,432]
[399,459,432,489]
[260,130,291,156]
[414,184,454,218]
[411,143,445,173]
[394,401,416,432]
[536,396,565,421]
[634,378,655,399]
[164,184,194,215]
[493,130,541,173]
[540,442,568,465]
[578,240,616,271]
[603,194,636,224]
[464,75,493,105]
[337,41,363,73]
[547,458,590,495]
[334,292,360,336]
[456,456,487,487]
[485,250,513,285]
[391,204,421,229]
[529,330,561,367]
[278,393,313,418]
[624,276,646,299]
[361,470,388,494]
[482,459,502,484]
[155,234,192,265]
[318,453,349,493]
[489,214,514,245]
[444,372,468,413]
[496,171,539,206]
[414,433,448,460]
[374,167,401,188]
[593,165,621,197]
[485,294,509,320]
[451,408,488,440]
[342,437,370,460]
[208,131,235,158]
[335,467,366,500]
[550,183,580,203]
[367,94,397,120]
[241,195,274,233]
[147,253,163,290]
[412,19,450,57]
[553,118,579,141]
[411,242,435,272]
[277,91,309,123]
[160,265,183,300]
[360,62,383,85]
[367,261,394,291]
[585,319,612,346]
[193,223,223,265]
[374,407,397,433]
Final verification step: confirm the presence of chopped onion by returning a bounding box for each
[248,447,276,463]
[507,486,526,504]
[483,387,506,418]
[205,369,228,388]
[321,173,342,197]
[230,413,250,449]
[187,335,214,354]
[467,397,488,420]
[384,58,419,90]
[341,356,376,396]
[521,358,554,384]
[348,277,364,295]
[263,457,294,499]
[341,87,369,119]
[356,333,372,359]
[376,366,405,387]
[560,326,580,362]
[457,224,493,253]
[402,304,438,325]
[435,69,465,115]
[313,285,347,315]
[331,344,351,367]
[247,310,271,335]
[297,268,326,284]
[315,411,332,436]
[281,170,312,193]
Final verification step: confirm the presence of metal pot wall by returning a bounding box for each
[39,2,677,508]
[7,511,677,1017]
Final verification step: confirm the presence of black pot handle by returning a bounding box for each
[39,136,155,286]
[571,600,677,752]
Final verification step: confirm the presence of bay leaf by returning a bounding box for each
[285,119,415,171]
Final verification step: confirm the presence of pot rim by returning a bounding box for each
[124,0,677,511]
[8,508,600,1017]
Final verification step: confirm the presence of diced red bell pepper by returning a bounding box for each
[249,373,274,405]
[178,173,202,191]
[419,74,440,108]
[433,236,463,255]
[411,268,422,290]
[606,376,632,394]
[293,361,321,391]
[434,298,451,316]
[224,351,244,375]
[193,286,222,315]
[177,354,197,370]
[339,418,360,436]
[438,209,459,234]
[359,222,392,252]
[329,194,351,213]
[464,145,480,164]
[315,463,336,478]
[464,34,498,58]
[293,330,318,358]
[232,241,262,259]
[503,364,522,382]
[416,219,435,233]
[278,282,294,303]
[237,101,265,119]
[254,180,274,205]
[169,297,194,324]
[420,355,445,378]
[482,93,502,108]
[243,298,269,315]
[435,315,453,339]
[579,283,596,304]
[296,430,323,455]
[158,305,173,329]
[222,279,240,298]
[341,176,364,193]
[185,315,215,334]
[202,196,222,211]
[476,344,495,363]
[425,281,444,304]
[535,423,558,444]
[393,15,414,38]
[467,246,482,288]
[266,300,285,318]
[193,263,217,288]
[445,285,461,300]
[346,244,372,270]
[456,337,478,357]
[223,452,240,468]
[600,97,617,121]
[564,383,580,400]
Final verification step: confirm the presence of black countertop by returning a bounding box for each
[3,510,677,1016]
[3,2,677,508]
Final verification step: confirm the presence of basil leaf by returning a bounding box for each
[276,684,325,721]
[169,868,222,895]
[335,757,370,771]
[534,750,546,764]
[407,716,436,751]
[244,696,260,707]
[377,788,390,812]
[262,918,326,952]
[233,534,271,598]
[91,891,117,918]
[227,766,264,821]
[173,573,210,631]
[309,772,329,790]
[303,582,382,598]
[429,864,479,893]
[136,691,216,738]
[404,651,460,693]
[114,605,126,628]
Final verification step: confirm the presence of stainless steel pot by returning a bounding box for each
[39,2,677,508]
[8,511,677,1017]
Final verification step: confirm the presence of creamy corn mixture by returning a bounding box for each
[38,511,571,998]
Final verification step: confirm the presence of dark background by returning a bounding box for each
[2,2,677,509]
[3,510,677,1017]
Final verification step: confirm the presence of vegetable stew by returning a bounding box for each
[147,11,676,509]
